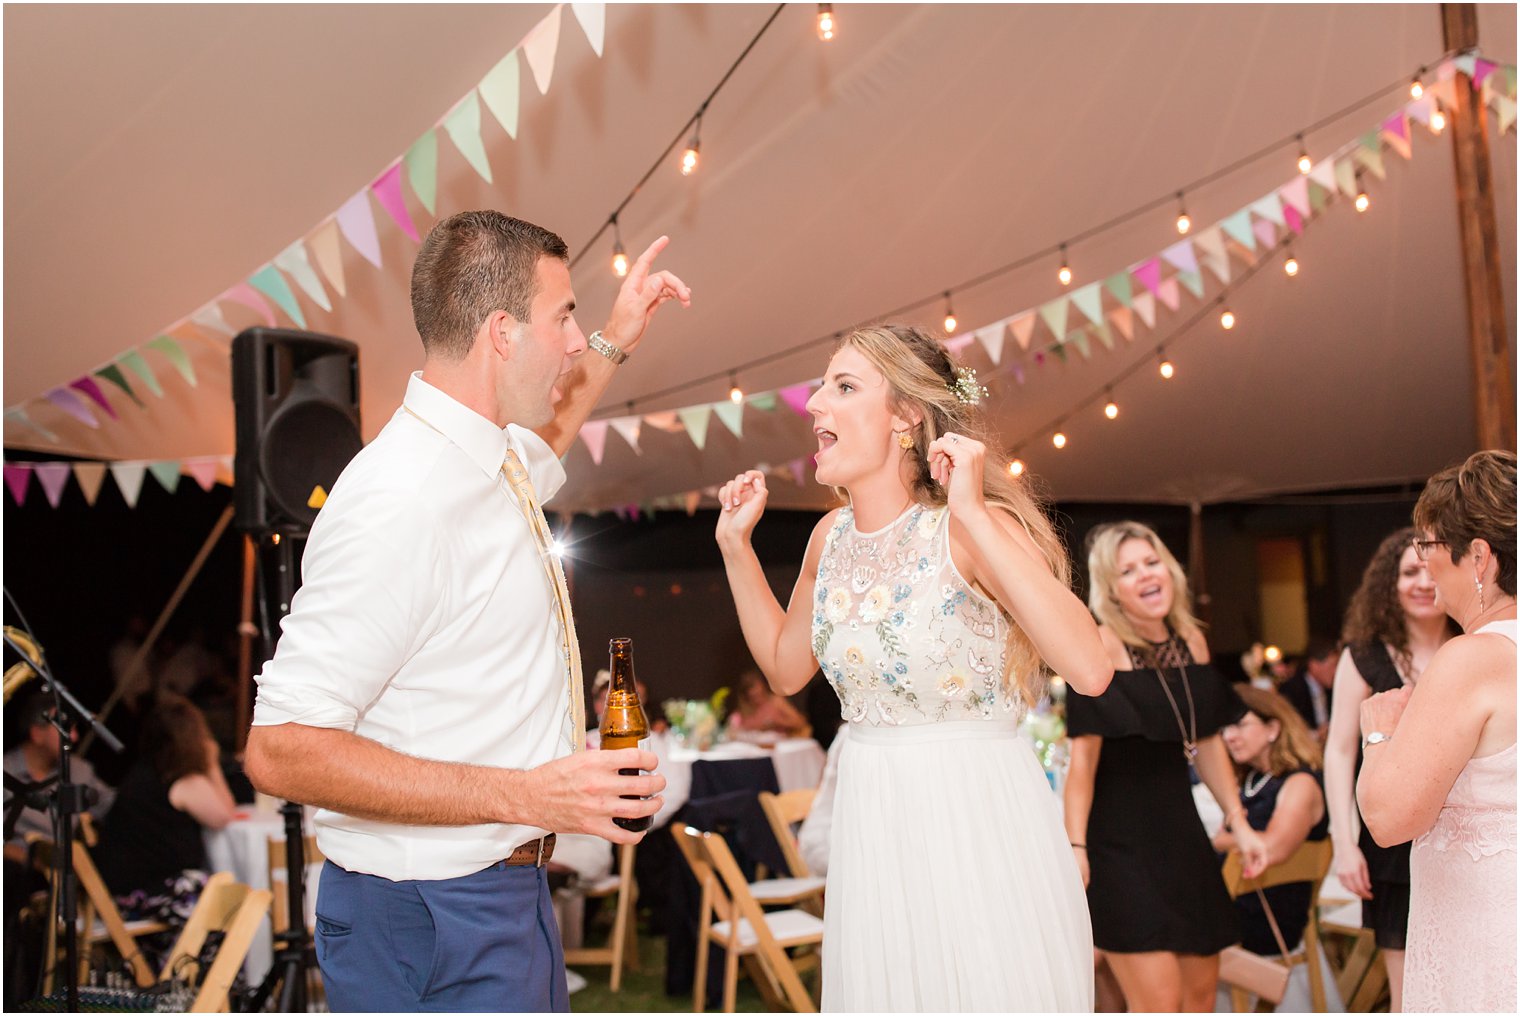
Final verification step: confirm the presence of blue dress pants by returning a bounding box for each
[314,860,569,1012]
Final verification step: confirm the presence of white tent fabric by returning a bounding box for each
[4,4,1515,511]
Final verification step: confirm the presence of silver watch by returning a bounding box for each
[1362,731,1393,749]
[587,331,628,366]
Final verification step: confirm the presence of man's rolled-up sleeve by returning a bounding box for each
[251,488,442,730]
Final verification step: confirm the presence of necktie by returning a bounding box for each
[502,447,586,752]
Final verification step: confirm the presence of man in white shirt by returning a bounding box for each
[244,211,690,1011]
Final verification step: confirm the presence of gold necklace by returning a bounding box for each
[1151,658,1199,763]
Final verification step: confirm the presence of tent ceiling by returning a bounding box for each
[4,4,1515,511]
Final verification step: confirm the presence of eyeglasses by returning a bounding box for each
[1411,537,1448,561]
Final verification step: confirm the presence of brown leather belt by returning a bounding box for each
[501,834,556,868]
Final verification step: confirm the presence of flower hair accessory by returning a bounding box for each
[950,367,989,406]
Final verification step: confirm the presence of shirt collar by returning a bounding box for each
[402,372,509,480]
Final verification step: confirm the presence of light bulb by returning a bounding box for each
[1220,308,1236,330]
[1264,644,1283,663]
[729,385,744,403]
[611,242,629,277]
[1355,190,1370,214]
[1176,211,1191,235]
[942,292,957,334]
[1159,358,1175,380]
[1410,78,1424,100]
[1284,255,1299,277]
[1052,432,1067,450]
[1008,459,1026,477]
[680,142,700,176]
[1104,400,1119,420]
[816,3,835,41]
[1430,107,1447,133]
[1298,152,1312,174]
[1058,264,1072,286]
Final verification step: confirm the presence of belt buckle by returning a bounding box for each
[535,837,547,868]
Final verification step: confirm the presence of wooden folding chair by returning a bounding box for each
[1318,899,1387,1013]
[265,833,326,936]
[758,789,816,879]
[1222,838,1335,1013]
[30,835,167,990]
[158,876,273,1012]
[676,825,823,1013]
[562,841,641,990]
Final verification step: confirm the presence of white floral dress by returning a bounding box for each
[813,505,1093,1012]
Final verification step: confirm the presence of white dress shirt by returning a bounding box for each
[252,373,574,882]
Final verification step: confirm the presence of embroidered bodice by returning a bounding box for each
[811,504,1018,726]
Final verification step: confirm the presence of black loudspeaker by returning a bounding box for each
[232,328,362,535]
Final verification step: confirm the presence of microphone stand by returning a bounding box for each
[1,625,122,1012]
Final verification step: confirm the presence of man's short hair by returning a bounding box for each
[1304,635,1339,662]
[17,689,56,733]
[410,211,569,361]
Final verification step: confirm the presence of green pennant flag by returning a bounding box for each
[678,406,712,450]
[1176,270,1205,299]
[248,264,307,328]
[404,131,439,216]
[147,460,182,494]
[1307,180,1330,213]
[478,50,522,140]
[1069,331,1091,360]
[1103,272,1133,308]
[1070,283,1105,326]
[1039,297,1069,341]
[1091,322,1115,351]
[442,92,493,184]
[117,349,164,397]
[1221,209,1256,251]
[713,400,743,439]
[94,364,144,408]
[1356,132,1386,179]
[147,336,196,387]
[748,391,778,412]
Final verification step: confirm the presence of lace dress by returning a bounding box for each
[812,505,1093,1012]
[1402,619,1516,1013]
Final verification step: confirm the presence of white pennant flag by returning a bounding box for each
[522,6,563,94]
[110,461,147,508]
[974,323,1006,365]
[273,241,333,312]
[572,3,605,56]
[609,415,642,454]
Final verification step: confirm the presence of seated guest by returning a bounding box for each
[95,695,235,925]
[4,690,116,858]
[1213,686,1328,958]
[726,670,811,739]
[1277,637,1338,742]
[797,725,846,876]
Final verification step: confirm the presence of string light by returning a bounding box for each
[1158,350,1175,379]
[1284,250,1299,277]
[1430,106,1447,133]
[728,372,744,403]
[1219,307,1236,330]
[1175,192,1191,235]
[1410,73,1424,100]
[1103,394,1119,420]
[1296,135,1312,175]
[1052,431,1067,450]
[1354,172,1370,214]
[1008,458,1026,477]
[942,292,957,334]
[1058,244,1072,287]
[610,215,629,277]
[816,3,835,41]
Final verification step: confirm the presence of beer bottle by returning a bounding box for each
[599,637,651,832]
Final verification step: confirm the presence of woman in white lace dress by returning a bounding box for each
[1358,450,1516,1013]
[714,324,1113,1011]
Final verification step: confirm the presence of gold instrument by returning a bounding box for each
[4,625,43,703]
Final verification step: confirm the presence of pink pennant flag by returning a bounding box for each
[1252,218,1278,250]
[223,283,276,327]
[522,6,563,94]
[789,459,807,487]
[1474,58,1499,90]
[580,419,610,465]
[45,387,99,428]
[1156,277,1181,312]
[1131,258,1163,296]
[336,190,383,269]
[779,384,813,417]
[1382,112,1409,143]
[370,163,420,244]
[943,333,976,356]
[310,220,347,297]
[1012,365,1025,385]
[1406,94,1435,126]
[1132,291,1157,329]
[5,464,33,505]
[1279,176,1312,217]
[1107,307,1135,341]
[1009,313,1036,351]
[185,457,221,492]
[33,462,71,507]
[69,377,118,420]
[1160,240,1198,277]
[1283,205,1305,235]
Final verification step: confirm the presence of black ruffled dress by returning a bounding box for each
[1066,631,1245,954]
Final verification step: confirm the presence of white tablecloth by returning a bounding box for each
[655,736,827,828]
[203,805,321,986]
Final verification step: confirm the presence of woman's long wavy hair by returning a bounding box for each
[1085,520,1204,654]
[1231,685,1323,778]
[142,694,213,784]
[1341,527,1458,676]
[832,324,1069,707]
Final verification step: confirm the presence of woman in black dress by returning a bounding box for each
[1323,527,1457,1011]
[1065,521,1268,1011]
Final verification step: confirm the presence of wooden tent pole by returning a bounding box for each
[234,534,257,754]
[1441,3,1516,451]
[1188,501,1211,625]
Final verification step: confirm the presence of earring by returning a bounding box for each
[1476,575,1486,614]
[895,431,914,450]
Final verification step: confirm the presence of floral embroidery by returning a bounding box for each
[937,672,968,697]
[826,589,851,623]
[859,585,891,624]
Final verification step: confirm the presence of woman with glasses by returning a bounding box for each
[1323,527,1458,1010]
[1357,451,1516,1013]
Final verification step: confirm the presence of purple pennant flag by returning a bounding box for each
[1013,365,1026,385]
[45,387,99,428]
[371,163,421,244]
[4,464,32,505]
[336,190,383,269]
[1283,205,1305,235]
[1131,258,1163,296]
[33,463,71,507]
[779,384,813,417]
[789,459,807,487]
[69,377,118,420]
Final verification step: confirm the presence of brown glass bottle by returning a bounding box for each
[599,637,651,831]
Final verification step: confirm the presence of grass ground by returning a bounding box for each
[569,930,772,1013]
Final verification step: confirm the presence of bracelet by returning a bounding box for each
[1223,808,1246,832]
[1070,843,1086,850]
[587,330,629,366]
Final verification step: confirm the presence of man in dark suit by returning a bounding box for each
[1277,636,1338,741]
